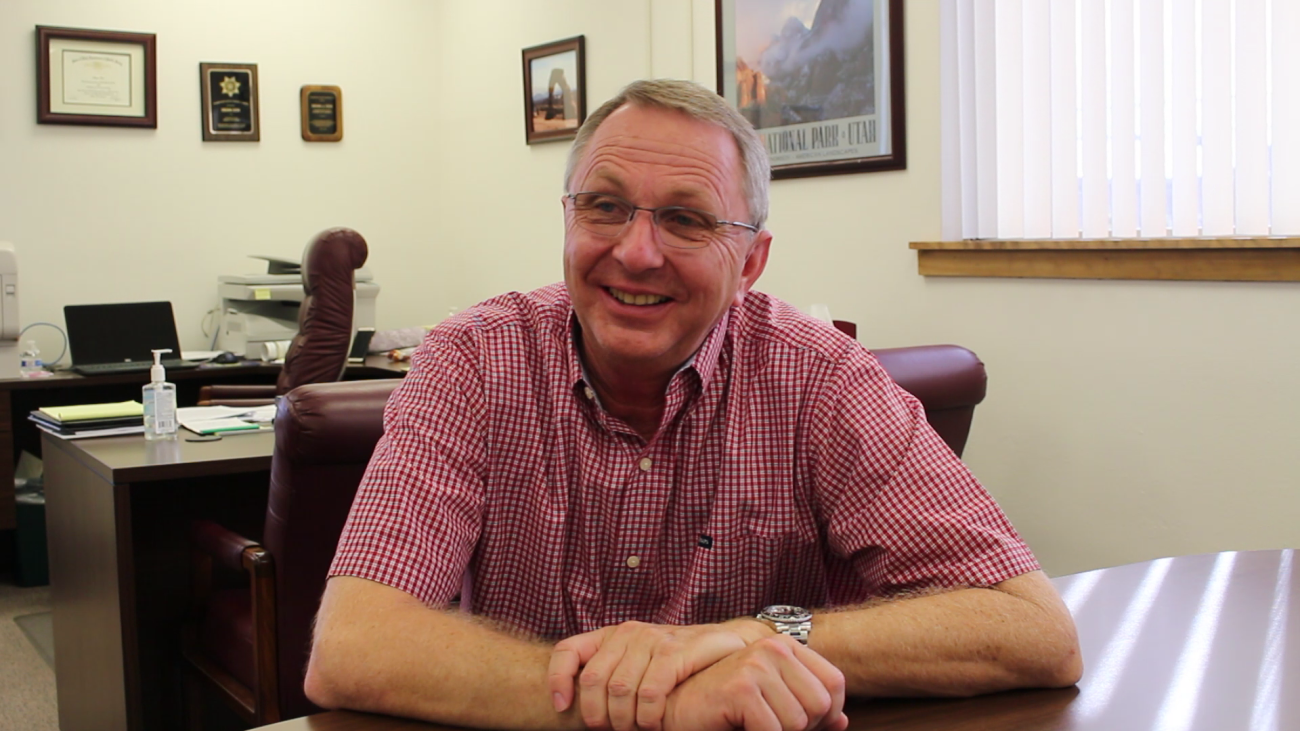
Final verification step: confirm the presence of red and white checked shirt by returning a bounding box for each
[330,284,1039,639]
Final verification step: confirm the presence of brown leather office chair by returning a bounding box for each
[180,340,985,727]
[183,378,400,726]
[199,227,369,407]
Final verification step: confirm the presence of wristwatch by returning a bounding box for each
[757,604,813,645]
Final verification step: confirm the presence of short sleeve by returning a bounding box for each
[810,348,1040,601]
[328,324,489,606]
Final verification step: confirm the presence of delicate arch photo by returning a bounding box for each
[521,35,586,144]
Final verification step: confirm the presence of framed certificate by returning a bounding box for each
[200,62,260,142]
[300,85,343,142]
[37,26,157,128]
[715,0,906,179]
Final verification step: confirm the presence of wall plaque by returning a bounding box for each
[200,62,259,142]
[301,85,343,142]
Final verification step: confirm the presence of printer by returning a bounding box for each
[216,255,380,359]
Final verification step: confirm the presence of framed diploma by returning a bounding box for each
[715,0,906,179]
[300,85,343,142]
[521,36,586,144]
[200,62,260,142]
[37,26,157,128]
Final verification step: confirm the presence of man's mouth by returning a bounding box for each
[608,287,670,306]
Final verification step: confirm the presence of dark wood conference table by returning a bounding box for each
[254,549,1298,731]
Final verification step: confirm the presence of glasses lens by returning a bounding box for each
[655,207,718,248]
[571,193,632,234]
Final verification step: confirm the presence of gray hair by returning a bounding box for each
[563,79,771,229]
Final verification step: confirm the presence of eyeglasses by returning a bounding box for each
[564,192,759,249]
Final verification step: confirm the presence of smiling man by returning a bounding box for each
[305,79,1081,731]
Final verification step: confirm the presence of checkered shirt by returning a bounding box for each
[329,283,1040,640]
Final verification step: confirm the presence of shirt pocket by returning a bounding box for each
[678,502,823,618]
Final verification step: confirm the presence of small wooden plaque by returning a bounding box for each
[300,85,343,142]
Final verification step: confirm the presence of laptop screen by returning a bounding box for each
[64,301,184,366]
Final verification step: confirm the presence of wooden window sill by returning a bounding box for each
[909,237,1300,282]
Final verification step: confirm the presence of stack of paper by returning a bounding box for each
[30,401,145,439]
[177,404,277,435]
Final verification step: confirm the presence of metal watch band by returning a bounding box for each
[771,618,811,645]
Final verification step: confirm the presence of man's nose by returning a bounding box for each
[613,209,665,271]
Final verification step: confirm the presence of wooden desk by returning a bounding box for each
[253,549,1299,731]
[43,428,278,731]
[0,355,406,530]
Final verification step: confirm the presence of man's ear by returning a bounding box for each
[733,230,772,307]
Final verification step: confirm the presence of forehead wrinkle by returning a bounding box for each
[595,131,735,175]
[577,135,739,210]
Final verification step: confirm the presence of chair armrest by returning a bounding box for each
[198,384,277,407]
[191,519,262,573]
[186,520,281,722]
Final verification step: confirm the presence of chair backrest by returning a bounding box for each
[261,378,400,719]
[276,228,369,395]
[871,345,987,457]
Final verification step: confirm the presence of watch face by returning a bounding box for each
[761,604,812,622]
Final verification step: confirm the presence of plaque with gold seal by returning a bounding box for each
[199,62,260,141]
[301,85,343,142]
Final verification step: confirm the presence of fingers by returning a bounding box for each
[604,642,652,731]
[739,638,838,731]
[554,622,753,730]
[777,641,846,731]
[634,650,680,731]
[659,637,847,731]
[577,640,628,728]
[549,629,608,713]
[636,631,744,731]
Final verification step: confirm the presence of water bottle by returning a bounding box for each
[19,340,43,378]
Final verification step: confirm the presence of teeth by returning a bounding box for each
[609,288,669,306]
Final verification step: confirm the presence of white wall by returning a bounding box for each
[3,0,1297,576]
[0,0,447,356]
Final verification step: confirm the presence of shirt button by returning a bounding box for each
[638,457,652,471]
[584,387,596,400]
[626,555,641,568]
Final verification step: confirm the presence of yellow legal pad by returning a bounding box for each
[38,401,145,422]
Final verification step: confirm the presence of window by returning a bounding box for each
[916,0,1300,282]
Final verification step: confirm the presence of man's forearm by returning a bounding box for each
[809,570,1083,698]
[305,575,584,730]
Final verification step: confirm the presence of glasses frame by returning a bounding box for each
[564,192,759,249]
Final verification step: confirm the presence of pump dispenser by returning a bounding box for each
[143,348,178,440]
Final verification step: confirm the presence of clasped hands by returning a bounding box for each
[548,620,847,731]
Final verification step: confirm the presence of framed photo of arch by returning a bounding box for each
[715,0,906,179]
[522,36,586,145]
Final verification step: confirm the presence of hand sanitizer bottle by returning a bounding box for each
[143,349,178,441]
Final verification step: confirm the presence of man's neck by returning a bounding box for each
[583,357,672,442]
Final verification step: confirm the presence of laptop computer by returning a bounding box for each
[64,301,200,376]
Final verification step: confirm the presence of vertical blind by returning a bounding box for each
[940,0,1300,241]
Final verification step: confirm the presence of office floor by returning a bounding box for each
[0,578,58,731]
